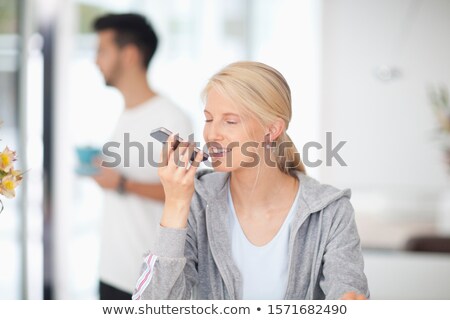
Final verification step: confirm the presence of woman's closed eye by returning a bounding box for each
[204,119,238,125]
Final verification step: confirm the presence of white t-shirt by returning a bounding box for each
[99,96,193,293]
[228,180,301,299]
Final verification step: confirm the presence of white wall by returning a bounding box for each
[321,0,450,220]
[251,0,323,178]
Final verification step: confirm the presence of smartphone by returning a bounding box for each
[150,127,209,162]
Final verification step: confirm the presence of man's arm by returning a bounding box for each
[123,179,165,201]
[92,165,165,202]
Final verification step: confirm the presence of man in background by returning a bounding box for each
[92,13,192,299]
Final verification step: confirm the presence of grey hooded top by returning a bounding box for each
[133,169,369,300]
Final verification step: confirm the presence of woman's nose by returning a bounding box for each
[204,122,224,142]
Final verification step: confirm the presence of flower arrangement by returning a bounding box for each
[0,124,23,214]
[428,85,450,172]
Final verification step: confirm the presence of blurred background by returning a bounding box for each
[1,0,450,299]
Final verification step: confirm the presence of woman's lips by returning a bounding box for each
[209,147,232,158]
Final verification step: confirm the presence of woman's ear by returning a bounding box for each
[267,118,285,141]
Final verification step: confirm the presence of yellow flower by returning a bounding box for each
[0,147,16,173]
[0,174,18,199]
[11,169,23,185]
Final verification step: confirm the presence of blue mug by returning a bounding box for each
[75,146,101,175]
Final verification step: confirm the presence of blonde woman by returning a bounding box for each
[133,62,369,300]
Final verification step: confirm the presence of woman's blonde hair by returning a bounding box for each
[202,61,306,177]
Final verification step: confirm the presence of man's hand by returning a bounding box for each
[92,160,121,190]
[340,291,367,300]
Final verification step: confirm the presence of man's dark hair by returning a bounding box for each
[93,13,158,69]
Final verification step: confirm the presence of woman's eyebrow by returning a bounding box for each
[203,110,240,117]
[223,112,240,117]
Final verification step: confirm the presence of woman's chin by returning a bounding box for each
[209,160,237,172]
[211,165,234,173]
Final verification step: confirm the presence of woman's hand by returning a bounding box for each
[340,291,367,300]
[158,133,203,229]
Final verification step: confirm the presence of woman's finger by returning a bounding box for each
[183,143,197,170]
[159,143,167,168]
[186,150,203,178]
[175,142,191,169]
[163,133,178,167]
[340,292,355,300]
[339,291,366,300]
[161,133,174,166]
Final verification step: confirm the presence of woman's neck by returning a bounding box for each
[229,166,299,215]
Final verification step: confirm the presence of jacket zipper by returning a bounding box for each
[283,211,314,299]
[205,202,236,299]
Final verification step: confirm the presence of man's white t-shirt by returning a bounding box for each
[99,96,192,293]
